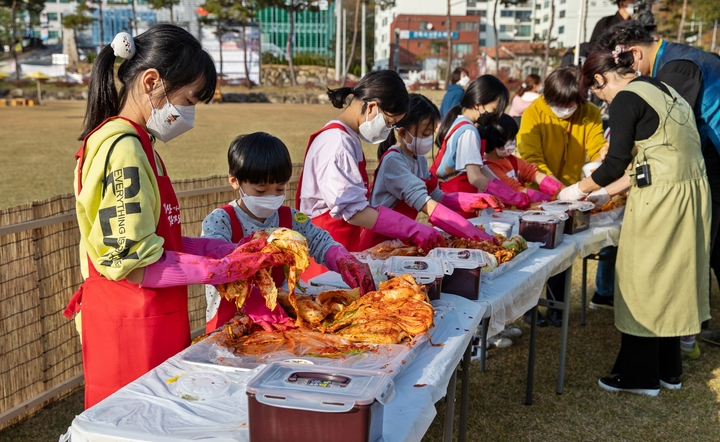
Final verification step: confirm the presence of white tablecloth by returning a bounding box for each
[63,295,485,442]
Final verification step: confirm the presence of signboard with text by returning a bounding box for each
[399,30,459,39]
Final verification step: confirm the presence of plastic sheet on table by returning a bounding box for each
[481,242,541,281]
[590,206,625,226]
[353,239,424,260]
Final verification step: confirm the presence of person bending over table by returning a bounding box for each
[517,66,607,327]
[596,20,720,357]
[557,49,710,396]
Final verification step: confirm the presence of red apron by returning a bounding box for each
[205,205,293,334]
[64,117,189,409]
[295,123,370,281]
[358,147,439,250]
[429,120,478,218]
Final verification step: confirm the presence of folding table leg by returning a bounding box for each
[479,317,489,372]
[458,343,472,442]
[557,266,573,395]
[443,369,457,442]
[525,305,538,405]
[581,257,588,326]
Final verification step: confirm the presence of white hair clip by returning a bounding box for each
[521,82,527,89]
[111,32,136,60]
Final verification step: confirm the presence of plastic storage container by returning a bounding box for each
[381,256,452,301]
[518,211,568,249]
[541,201,594,234]
[427,248,487,300]
[246,362,395,442]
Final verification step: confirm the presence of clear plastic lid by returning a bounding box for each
[519,210,569,224]
[176,371,231,400]
[381,257,453,284]
[541,201,595,213]
[246,362,396,411]
[427,248,487,270]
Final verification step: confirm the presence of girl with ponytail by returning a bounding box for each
[67,25,252,408]
[296,71,445,278]
[431,75,532,213]
[360,94,502,249]
[509,74,541,118]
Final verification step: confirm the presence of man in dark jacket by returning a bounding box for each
[440,67,469,118]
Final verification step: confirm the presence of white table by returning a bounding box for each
[62,295,486,442]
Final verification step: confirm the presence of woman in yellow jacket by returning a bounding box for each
[517,66,606,186]
[517,66,606,326]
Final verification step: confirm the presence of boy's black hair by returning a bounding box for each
[480,114,519,153]
[228,132,293,184]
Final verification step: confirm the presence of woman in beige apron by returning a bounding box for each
[558,49,711,396]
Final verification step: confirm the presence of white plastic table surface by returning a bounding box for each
[62,295,485,442]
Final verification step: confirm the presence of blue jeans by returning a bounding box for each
[595,246,617,298]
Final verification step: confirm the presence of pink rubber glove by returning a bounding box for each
[441,192,504,213]
[182,236,237,259]
[526,188,552,203]
[140,250,251,288]
[485,179,531,210]
[539,176,565,196]
[241,286,295,332]
[324,245,376,295]
[429,204,499,245]
[371,206,447,252]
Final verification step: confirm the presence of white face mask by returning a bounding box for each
[239,187,286,219]
[457,76,470,88]
[359,106,393,144]
[625,3,634,15]
[496,140,516,158]
[146,80,195,142]
[550,105,577,119]
[406,133,435,156]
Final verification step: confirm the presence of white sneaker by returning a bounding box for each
[500,324,523,338]
[487,334,513,348]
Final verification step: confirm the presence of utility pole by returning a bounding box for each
[697,17,703,47]
[445,0,451,89]
[342,8,346,79]
[677,0,688,43]
[712,20,718,53]
[573,0,584,66]
[361,0,366,77]
[335,0,342,81]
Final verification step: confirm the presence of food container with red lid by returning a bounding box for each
[541,201,594,234]
[246,362,395,442]
[381,257,453,301]
[426,248,487,300]
[518,211,568,249]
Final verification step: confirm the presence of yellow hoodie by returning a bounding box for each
[75,119,165,280]
[517,96,605,186]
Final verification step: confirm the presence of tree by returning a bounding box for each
[0,0,45,80]
[341,0,361,86]
[61,1,94,65]
[445,0,452,89]
[150,0,181,24]
[258,0,319,86]
[493,0,499,75]
[542,0,554,82]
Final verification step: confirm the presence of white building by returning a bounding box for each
[532,0,617,48]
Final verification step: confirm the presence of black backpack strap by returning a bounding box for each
[101,133,142,198]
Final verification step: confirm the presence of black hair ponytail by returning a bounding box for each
[435,75,509,148]
[480,114,518,153]
[326,70,409,116]
[378,93,440,159]
[80,24,217,140]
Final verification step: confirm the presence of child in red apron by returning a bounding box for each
[431,75,532,212]
[65,26,259,409]
[360,93,503,250]
[481,115,565,201]
[296,71,445,279]
[202,132,375,334]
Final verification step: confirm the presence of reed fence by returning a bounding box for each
[0,160,377,430]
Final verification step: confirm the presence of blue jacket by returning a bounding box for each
[440,84,465,118]
[653,40,720,153]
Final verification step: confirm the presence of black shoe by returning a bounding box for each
[700,330,720,346]
[598,375,660,396]
[524,311,549,327]
[547,309,563,328]
[590,292,614,310]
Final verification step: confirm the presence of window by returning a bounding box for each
[534,18,540,24]
[467,10,487,17]
[559,10,565,18]
[480,24,486,32]
[382,34,387,43]
[558,26,565,34]
[480,38,486,45]
[542,29,548,39]
[418,42,423,48]
[49,30,59,39]
[560,0,566,3]
[518,25,532,37]
[382,17,388,27]
[535,3,541,9]
[467,0,477,5]
[543,0,549,7]
[383,49,387,58]
[419,21,430,30]
[46,12,58,21]
[499,25,511,32]
[501,10,514,17]
[457,21,477,31]
[534,33,540,40]
[516,10,532,22]
[543,14,549,22]
[452,43,473,55]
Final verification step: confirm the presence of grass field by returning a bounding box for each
[2,263,720,441]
